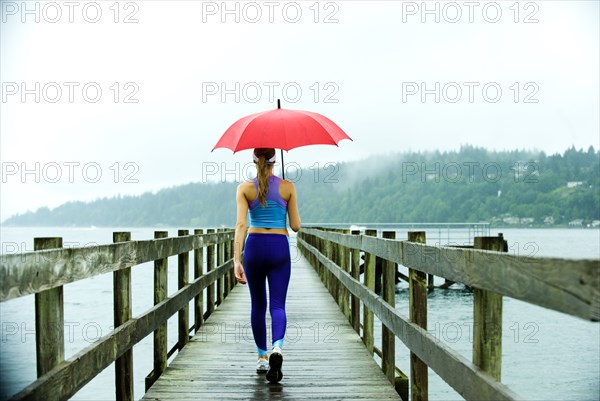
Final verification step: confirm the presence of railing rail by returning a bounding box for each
[300,228,599,320]
[303,222,491,245]
[0,229,235,401]
[297,227,599,401]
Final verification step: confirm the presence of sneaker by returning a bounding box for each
[266,347,283,383]
[256,357,269,374]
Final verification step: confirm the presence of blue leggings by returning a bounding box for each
[243,234,291,355]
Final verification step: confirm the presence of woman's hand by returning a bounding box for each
[234,261,247,285]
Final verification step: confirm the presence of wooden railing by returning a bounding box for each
[297,227,599,401]
[0,228,235,401]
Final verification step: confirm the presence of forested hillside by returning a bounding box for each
[4,146,598,227]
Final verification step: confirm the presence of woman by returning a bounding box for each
[233,147,301,383]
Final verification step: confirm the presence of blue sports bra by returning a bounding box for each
[248,176,288,229]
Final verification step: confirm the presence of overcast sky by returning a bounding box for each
[1,0,598,222]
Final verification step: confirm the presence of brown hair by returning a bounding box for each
[254,148,276,207]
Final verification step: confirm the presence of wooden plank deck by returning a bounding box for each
[143,246,402,400]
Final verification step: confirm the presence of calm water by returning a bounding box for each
[0,227,599,400]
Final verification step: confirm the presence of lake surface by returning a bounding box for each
[1,227,598,400]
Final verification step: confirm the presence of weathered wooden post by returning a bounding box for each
[316,230,325,284]
[178,229,190,349]
[113,232,133,401]
[228,230,236,292]
[324,232,333,294]
[473,236,506,380]
[321,228,329,283]
[147,230,168,390]
[301,231,309,266]
[317,230,323,278]
[337,228,351,319]
[317,230,325,281]
[223,230,230,298]
[363,229,377,354]
[34,237,64,377]
[324,229,334,298]
[206,229,216,317]
[351,230,361,334]
[193,229,204,331]
[408,231,428,401]
[216,228,225,306]
[331,228,338,300]
[375,256,383,295]
[333,229,341,305]
[307,230,315,273]
[382,230,396,383]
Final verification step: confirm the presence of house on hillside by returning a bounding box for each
[502,216,520,225]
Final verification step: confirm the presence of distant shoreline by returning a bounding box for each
[2,224,599,229]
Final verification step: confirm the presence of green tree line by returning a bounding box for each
[4,145,599,227]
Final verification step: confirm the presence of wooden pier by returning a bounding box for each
[0,227,598,401]
[143,251,401,400]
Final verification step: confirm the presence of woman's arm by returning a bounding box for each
[234,183,248,284]
[286,182,301,232]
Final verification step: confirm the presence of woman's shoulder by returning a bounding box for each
[243,178,257,184]
[278,179,296,198]
[279,178,296,188]
[237,180,256,192]
[238,180,258,203]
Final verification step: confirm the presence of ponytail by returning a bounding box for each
[253,148,276,207]
[257,156,269,207]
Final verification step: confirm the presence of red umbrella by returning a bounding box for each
[213,100,351,178]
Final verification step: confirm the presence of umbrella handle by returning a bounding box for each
[278,99,284,179]
[280,149,285,180]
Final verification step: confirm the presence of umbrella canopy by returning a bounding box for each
[212,101,351,153]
